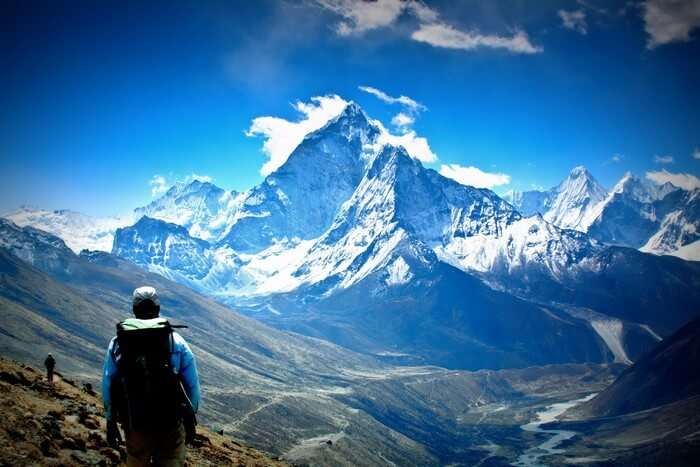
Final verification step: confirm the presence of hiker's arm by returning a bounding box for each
[101,338,118,421]
[178,338,201,413]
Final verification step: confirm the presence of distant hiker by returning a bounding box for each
[102,286,201,466]
[44,353,55,383]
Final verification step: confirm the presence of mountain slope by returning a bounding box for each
[575,316,700,418]
[260,256,610,370]
[550,317,700,466]
[3,225,625,466]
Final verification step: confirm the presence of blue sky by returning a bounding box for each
[2,0,699,216]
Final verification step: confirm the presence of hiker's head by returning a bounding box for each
[132,286,160,319]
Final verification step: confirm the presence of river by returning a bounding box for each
[511,393,596,467]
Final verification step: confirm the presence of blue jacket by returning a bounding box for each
[101,331,201,421]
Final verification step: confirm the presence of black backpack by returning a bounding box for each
[112,318,185,432]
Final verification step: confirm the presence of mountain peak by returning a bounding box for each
[306,101,378,144]
[165,178,219,197]
[569,165,590,177]
[340,101,362,117]
[544,166,608,230]
[610,172,678,203]
[559,165,605,190]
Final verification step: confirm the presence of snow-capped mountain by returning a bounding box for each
[436,214,597,279]
[505,168,699,260]
[641,188,700,259]
[219,103,381,253]
[4,100,700,371]
[134,179,241,242]
[544,166,609,230]
[502,189,549,217]
[112,216,213,281]
[504,166,608,231]
[0,218,76,272]
[287,144,522,292]
[584,173,664,247]
[583,173,698,258]
[112,137,585,300]
[3,206,133,253]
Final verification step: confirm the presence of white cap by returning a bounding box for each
[132,286,160,307]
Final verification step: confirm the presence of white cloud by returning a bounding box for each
[646,169,700,190]
[644,0,700,48]
[246,95,349,176]
[611,153,623,162]
[559,9,588,34]
[372,119,437,163]
[411,23,543,54]
[694,147,700,159]
[654,154,675,164]
[391,112,415,131]
[149,175,168,197]
[358,86,426,112]
[407,1,439,23]
[318,1,541,55]
[359,85,426,135]
[316,0,408,36]
[438,164,511,189]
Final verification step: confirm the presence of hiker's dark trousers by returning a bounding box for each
[46,369,53,383]
[125,420,186,467]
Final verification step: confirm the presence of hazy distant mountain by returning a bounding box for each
[585,174,700,261]
[507,169,699,261]
[585,173,673,247]
[544,166,609,230]
[641,188,700,258]
[2,206,132,253]
[2,179,241,254]
[134,179,242,243]
[504,166,608,231]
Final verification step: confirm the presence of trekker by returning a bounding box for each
[44,353,55,383]
[102,286,201,467]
